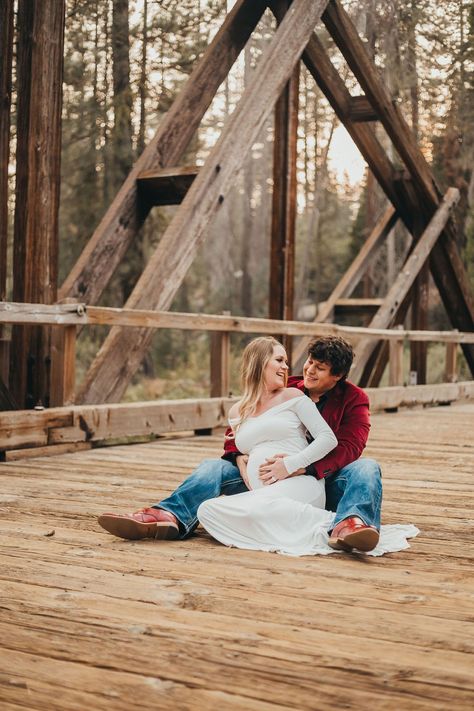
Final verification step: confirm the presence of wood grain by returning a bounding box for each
[0,403,473,709]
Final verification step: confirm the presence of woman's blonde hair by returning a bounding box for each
[238,336,284,424]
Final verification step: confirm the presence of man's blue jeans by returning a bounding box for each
[156,457,382,539]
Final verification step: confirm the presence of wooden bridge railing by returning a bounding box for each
[1,300,473,460]
[2,300,474,406]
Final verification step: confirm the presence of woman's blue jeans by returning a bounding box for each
[156,457,382,539]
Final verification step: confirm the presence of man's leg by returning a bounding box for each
[157,458,247,537]
[325,458,382,551]
[98,458,247,540]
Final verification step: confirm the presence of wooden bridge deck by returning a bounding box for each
[0,402,473,711]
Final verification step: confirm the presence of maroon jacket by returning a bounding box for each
[222,376,370,479]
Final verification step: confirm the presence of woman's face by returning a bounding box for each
[263,344,289,391]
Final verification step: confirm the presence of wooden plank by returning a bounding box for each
[388,326,404,387]
[137,165,198,206]
[59,0,269,305]
[2,383,474,457]
[210,331,230,398]
[445,341,458,383]
[366,381,474,410]
[348,94,378,122]
[77,0,331,405]
[2,301,474,344]
[5,441,92,461]
[49,323,76,407]
[0,405,474,710]
[322,0,474,372]
[292,205,398,366]
[351,188,460,383]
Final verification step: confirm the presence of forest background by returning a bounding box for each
[6,0,474,400]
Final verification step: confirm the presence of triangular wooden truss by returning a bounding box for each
[59,0,474,404]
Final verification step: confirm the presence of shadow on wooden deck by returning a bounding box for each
[0,403,473,710]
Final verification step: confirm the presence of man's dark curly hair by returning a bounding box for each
[307,336,354,380]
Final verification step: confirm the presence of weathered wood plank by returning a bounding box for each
[348,94,378,122]
[50,322,76,407]
[136,165,198,206]
[366,381,474,409]
[59,0,269,305]
[77,0,331,405]
[210,331,230,398]
[0,404,474,710]
[0,397,233,451]
[1,383,473,457]
[351,188,460,382]
[2,302,474,343]
[5,441,92,461]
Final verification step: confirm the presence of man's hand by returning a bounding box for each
[259,454,306,485]
[236,454,251,490]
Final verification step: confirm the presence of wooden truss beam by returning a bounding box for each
[322,0,474,374]
[350,188,460,383]
[270,0,300,360]
[302,36,411,219]
[59,0,269,305]
[292,205,398,368]
[77,0,331,404]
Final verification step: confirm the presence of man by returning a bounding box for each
[98,336,382,552]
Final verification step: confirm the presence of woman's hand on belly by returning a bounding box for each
[259,454,306,486]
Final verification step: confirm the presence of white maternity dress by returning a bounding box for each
[198,395,419,556]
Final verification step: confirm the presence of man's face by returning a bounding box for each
[303,356,343,396]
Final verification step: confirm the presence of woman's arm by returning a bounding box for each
[282,396,337,475]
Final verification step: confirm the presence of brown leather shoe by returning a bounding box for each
[98,508,179,541]
[328,516,379,552]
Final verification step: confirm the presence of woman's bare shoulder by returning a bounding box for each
[280,387,304,402]
[228,401,242,420]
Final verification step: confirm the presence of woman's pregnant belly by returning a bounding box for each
[247,442,293,490]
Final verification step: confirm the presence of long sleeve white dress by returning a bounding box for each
[197,394,419,556]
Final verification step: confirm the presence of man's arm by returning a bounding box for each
[310,394,370,479]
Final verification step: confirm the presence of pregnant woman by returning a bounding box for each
[197,336,340,555]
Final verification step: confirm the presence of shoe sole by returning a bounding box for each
[328,528,379,552]
[98,514,179,541]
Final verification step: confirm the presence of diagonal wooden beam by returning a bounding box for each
[302,35,410,219]
[78,0,331,404]
[323,0,436,203]
[292,204,398,369]
[351,188,460,383]
[59,0,269,305]
[322,0,474,373]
